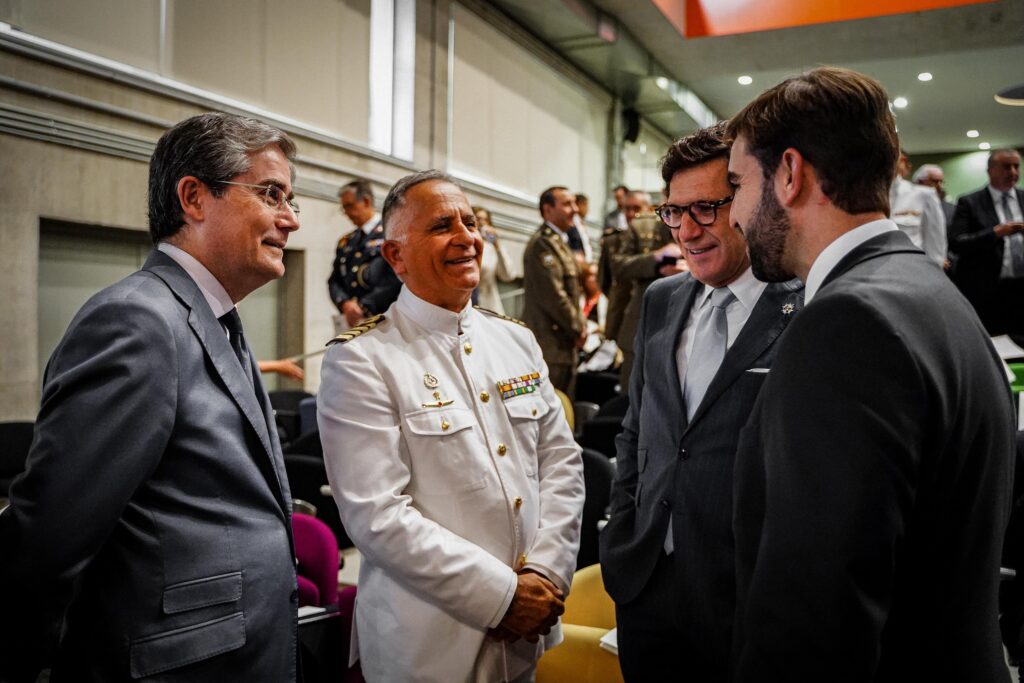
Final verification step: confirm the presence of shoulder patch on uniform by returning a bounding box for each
[336,234,351,249]
[542,253,556,267]
[474,307,527,327]
[327,314,385,345]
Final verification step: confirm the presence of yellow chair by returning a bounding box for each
[555,388,575,432]
[536,564,624,683]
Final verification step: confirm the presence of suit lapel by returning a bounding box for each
[684,281,801,432]
[144,251,288,514]
[820,229,922,292]
[665,276,702,413]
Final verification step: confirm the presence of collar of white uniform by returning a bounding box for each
[396,286,475,338]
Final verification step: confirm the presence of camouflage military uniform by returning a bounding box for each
[522,224,584,398]
[599,225,631,344]
[610,213,675,385]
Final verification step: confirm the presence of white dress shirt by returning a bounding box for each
[890,177,947,266]
[157,242,235,321]
[805,219,898,304]
[675,266,769,392]
[990,185,1024,278]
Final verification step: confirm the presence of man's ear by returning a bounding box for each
[177,176,207,224]
[776,148,805,208]
[382,240,405,277]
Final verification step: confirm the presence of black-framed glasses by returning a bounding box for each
[655,195,733,228]
[218,181,300,215]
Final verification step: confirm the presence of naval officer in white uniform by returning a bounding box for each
[318,169,585,683]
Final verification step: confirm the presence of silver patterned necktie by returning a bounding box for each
[665,286,737,555]
[683,287,736,421]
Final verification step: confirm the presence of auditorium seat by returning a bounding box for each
[596,394,629,419]
[578,417,623,459]
[293,512,339,608]
[285,454,352,549]
[536,564,623,683]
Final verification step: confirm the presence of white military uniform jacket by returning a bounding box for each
[318,287,585,683]
[890,176,947,266]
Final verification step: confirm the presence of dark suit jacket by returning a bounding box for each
[733,230,1015,682]
[328,220,402,316]
[948,185,1024,330]
[600,272,803,677]
[0,251,298,682]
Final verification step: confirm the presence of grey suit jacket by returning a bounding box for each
[600,271,803,677]
[0,251,297,682]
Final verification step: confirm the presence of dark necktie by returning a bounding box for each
[566,226,585,254]
[219,308,252,384]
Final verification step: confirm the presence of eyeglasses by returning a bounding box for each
[655,195,733,228]
[217,181,300,215]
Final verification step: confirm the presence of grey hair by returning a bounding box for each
[148,112,296,243]
[381,169,459,242]
[626,190,652,206]
[911,164,943,184]
[338,178,374,202]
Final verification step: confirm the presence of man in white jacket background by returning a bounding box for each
[318,169,585,683]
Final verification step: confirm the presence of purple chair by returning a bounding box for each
[292,512,339,607]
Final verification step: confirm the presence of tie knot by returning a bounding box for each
[219,308,243,336]
[709,287,735,310]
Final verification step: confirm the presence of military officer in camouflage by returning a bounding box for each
[522,186,586,398]
[328,178,402,330]
[610,190,687,386]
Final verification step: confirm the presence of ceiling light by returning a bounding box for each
[979,142,991,150]
[966,129,979,138]
[738,75,753,85]
[917,72,933,82]
[893,97,908,109]
[655,76,669,90]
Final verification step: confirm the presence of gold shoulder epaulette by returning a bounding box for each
[474,306,527,327]
[327,314,385,345]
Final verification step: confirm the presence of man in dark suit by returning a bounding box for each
[328,178,403,331]
[0,113,301,681]
[727,66,1015,682]
[948,148,1024,334]
[600,122,803,682]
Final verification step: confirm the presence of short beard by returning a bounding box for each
[746,183,795,283]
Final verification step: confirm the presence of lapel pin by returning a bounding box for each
[782,303,795,315]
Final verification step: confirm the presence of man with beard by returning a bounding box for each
[600,122,802,682]
[727,67,1015,682]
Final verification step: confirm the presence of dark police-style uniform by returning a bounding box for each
[327,216,402,319]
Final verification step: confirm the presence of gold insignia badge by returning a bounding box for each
[423,373,439,389]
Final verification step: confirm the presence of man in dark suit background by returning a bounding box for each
[727,66,1015,682]
[0,113,301,681]
[600,121,803,682]
[948,148,1024,335]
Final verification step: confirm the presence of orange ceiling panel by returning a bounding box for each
[664,0,995,38]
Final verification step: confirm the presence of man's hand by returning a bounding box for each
[994,221,1024,238]
[342,299,365,327]
[498,571,564,643]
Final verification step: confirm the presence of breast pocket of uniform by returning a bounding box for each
[402,407,487,493]
[504,395,550,477]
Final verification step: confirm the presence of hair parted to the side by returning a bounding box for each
[338,178,374,202]
[539,186,569,216]
[148,112,296,244]
[381,169,459,242]
[660,120,731,189]
[726,66,898,216]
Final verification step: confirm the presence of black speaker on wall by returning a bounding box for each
[623,107,640,143]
